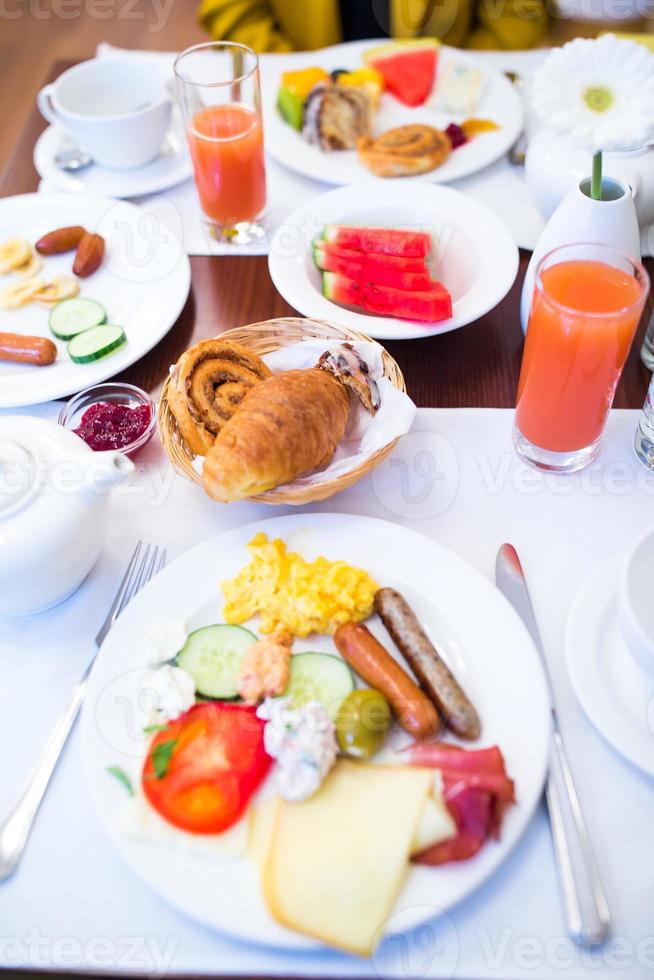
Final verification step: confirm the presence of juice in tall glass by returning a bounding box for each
[188,104,266,226]
[515,253,648,469]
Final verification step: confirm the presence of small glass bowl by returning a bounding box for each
[58,383,157,456]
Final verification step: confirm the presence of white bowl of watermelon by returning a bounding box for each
[269,182,519,341]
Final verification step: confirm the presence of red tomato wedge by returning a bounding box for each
[142,702,271,834]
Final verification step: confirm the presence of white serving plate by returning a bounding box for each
[261,40,523,186]
[268,183,519,340]
[34,125,193,199]
[82,514,550,954]
[566,559,654,778]
[0,193,191,407]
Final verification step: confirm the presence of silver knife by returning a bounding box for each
[496,543,610,946]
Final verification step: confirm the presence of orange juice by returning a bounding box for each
[188,104,266,225]
[516,260,645,453]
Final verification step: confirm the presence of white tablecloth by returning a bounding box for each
[33,46,654,259]
[1,404,653,978]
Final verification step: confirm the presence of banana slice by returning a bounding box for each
[0,275,46,310]
[16,251,44,280]
[0,238,32,275]
[35,274,80,308]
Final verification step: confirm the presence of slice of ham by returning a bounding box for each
[407,742,515,865]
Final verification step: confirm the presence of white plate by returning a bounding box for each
[34,125,193,199]
[566,559,654,778]
[82,514,550,953]
[268,183,519,340]
[0,193,191,408]
[261,41,523,186]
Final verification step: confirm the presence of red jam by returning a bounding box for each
[74,401,152,451]
[445,123,468,149]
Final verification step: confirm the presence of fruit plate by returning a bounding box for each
[260,40,524,186]
[0,193,190,408]
[268,183,519,340]
[82,514,550,953]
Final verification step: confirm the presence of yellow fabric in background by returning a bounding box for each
[197,0,549,52]
[602,31,654,51]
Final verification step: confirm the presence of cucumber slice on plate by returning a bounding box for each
[284,652,355,719]
[176,624,257,699]
[49,297,107,339]
[67,324,126,364]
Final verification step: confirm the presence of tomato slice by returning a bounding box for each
[142,702,271,834]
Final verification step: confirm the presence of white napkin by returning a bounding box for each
[191,339,416,489]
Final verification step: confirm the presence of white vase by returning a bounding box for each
[520,176,641,333]
[525,130,654,227]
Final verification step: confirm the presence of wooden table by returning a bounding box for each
[1,59,652,413]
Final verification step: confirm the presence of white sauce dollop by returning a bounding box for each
[257,697,337,802]
[140,664,196,722]
[144,620,188,666]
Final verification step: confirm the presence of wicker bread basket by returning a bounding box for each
[158,317,407,506]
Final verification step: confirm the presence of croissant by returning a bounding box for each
[168,339,271,455]
[202,345,381,501]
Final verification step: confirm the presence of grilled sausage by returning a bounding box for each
[374,588,481,740]
[0,332,57,366]
[334,622,442,740]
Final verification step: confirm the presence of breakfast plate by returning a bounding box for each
[82,514,550,953]
[34,125,193,199]
[260,40,523,186]
[566,559,654,778]
[268,183,519,340]
[0,193,190,407]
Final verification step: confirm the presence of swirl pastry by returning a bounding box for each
[168,339,272,455]
[357,125,451,178]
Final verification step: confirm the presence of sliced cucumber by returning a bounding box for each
[283,652,355,720]
[176,624,257,699]
[49,297,107,339]
[67,324,126,364]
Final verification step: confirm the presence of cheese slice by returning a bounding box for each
[262,761,433,956]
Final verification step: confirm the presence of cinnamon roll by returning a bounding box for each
[168,339,272,456]
[357,125,451,178]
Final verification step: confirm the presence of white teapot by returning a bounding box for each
[0,416,133,617]
[525,129,654,227]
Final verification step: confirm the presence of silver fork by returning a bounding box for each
[0,541,167,881]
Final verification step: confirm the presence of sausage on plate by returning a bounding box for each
[374,587,481,740]
[334,622,442,740]
[0,332,57,366]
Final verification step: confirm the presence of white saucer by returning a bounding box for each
[566,559,654,778]
[34,124,193,199]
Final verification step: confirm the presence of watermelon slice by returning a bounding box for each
[312,241,431,291]
[315,240,429,273]
[364,40,439,108]
[322,224,432,258]
[323,272,452,323]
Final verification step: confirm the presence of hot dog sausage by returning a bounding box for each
[334,622,442,740]
[374,588,481,740]
[0,332,57,366]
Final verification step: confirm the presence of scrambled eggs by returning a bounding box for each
[221,533,378,637]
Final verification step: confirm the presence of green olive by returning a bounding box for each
[336,688,392,759]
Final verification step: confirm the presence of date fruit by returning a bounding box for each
[72,233,105,278]
[35,226,86,255]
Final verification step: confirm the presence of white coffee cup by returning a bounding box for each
[618,527,654,676]
[37,58,172,171]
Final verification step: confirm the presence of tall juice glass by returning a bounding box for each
[514,243,649,473]
[174,42,266,243]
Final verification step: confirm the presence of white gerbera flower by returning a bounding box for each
[530,34,654,152]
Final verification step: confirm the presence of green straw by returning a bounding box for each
[591,151,603,201]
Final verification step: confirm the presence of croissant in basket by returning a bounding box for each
[203,346,380,502]
[167,339,271,455]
